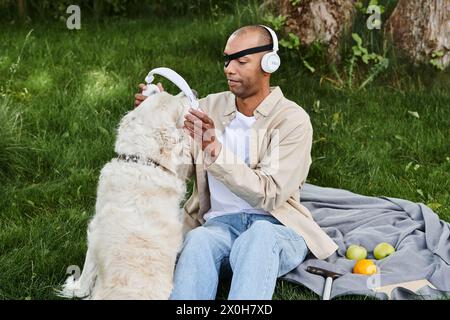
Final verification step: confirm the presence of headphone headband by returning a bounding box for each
[144,67,199,109]
[259,25,278,52]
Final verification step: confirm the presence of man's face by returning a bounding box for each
[223,32,267,99]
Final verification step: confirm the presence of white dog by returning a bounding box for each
[58,91,193,299]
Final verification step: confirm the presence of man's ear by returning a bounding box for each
[261,68,271,77]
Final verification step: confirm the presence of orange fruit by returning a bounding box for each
[353,259,377,275]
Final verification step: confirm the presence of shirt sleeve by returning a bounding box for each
[204,117,313,212]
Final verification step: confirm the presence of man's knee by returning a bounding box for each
[236,220,277,246]
[183,226,228,256]
[230,221,277,267]
[245,220,277,241]
[184,226,211,247]
[251,219,275,230]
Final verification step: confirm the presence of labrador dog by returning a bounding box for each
[58,91,193,299]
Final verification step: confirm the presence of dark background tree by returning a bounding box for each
[266,0,356,62]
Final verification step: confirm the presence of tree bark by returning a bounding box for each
[385,0,450,69]
[275,0,356,62]
[18,0,26,20]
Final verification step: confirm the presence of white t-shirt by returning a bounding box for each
[204,110,270,220]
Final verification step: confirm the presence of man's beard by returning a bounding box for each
[230,81,257,99]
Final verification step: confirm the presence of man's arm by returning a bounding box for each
[206,118,313,212]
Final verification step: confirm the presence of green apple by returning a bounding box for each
[345,244,367,261]
[374,242,395,260]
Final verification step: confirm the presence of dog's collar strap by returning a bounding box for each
[117,154,174,175]
[224,44,273,67]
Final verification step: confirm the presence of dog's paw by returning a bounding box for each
[55,276,89,299]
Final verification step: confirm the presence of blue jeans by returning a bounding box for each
[170,213,309,300]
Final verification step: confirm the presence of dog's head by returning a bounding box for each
[114,91,192,177]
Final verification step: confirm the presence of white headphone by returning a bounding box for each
[142,67,199,109]
[259,25,281,73]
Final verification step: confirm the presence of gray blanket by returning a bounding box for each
[282,183,450,300]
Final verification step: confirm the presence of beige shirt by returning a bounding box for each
[180,86,338,260]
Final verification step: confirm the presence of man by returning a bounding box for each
[134,25,338,300]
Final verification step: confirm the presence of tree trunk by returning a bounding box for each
[94,0,104,22]
[18,0,26,20]
[385,0,450,69]
[275,0,355,62]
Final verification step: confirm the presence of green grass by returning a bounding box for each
[0,10,449,300]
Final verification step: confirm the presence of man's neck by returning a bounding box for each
[235,86,271,117]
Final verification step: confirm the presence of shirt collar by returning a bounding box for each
[224,86,284,117]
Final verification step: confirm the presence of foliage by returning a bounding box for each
[263,13,325,74]
[279,32,300,50]
[262,13,286,32]
[289,0,303,6]
[430,51,445,71]
[343,33,389,90]
[0,0,238,21]
[355,0,385,14]
[262,0,402,88]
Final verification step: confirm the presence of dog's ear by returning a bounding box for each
[175,94,191,129]
[174,89,198,99]
[155,129,179,174]
[176,113,185,129]
[156,129,175,152]
[156,129,177,156]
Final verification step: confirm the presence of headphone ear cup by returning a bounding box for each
[261,52,281,73]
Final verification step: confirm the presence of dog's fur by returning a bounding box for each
[58,92,192,299]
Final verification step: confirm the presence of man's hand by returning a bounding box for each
[133,82,164,108]
[184,108,222,162]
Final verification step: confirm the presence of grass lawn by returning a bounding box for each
[0,11,449,300]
